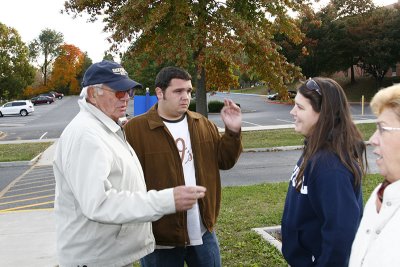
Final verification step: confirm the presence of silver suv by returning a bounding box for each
[0,100,34,117]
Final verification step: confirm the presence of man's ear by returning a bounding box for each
[87,86,97,104]
[155,87,163,100]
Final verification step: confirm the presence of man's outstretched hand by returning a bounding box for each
[173,186,206,211]
[221,99,242,133]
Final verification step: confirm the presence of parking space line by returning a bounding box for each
[0,165,35,198]
[39,132,48,139]
[0,189,54,200]
[0,201,54,212]
[0,194,54,206]
[24,174,54,179]
[6,183,55,193]
[276,119,294,123]
[12,179,54,187]
[16,176,53,182]
[243,120,263,126]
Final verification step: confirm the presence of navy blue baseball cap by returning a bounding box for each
[82,60,142,91]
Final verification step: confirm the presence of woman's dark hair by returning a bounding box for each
[295,77,367,191]
[155,66,192,91]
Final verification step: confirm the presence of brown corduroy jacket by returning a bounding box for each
[124,105,242,246]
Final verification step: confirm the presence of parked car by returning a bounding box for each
[49,91,64,99]
[39,93,56,100]
[31,96,55,105]
[267,90,297,100]
[0,100,34,117]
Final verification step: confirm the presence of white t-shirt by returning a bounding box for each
[163,114,206,246]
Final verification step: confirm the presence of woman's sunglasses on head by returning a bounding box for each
[306,78,322,95]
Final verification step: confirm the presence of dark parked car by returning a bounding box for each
[31,96,55,105]
[267,90,297,100]
[49,91,64,99]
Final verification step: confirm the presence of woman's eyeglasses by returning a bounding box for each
[377,122,400,134]
[101,87,135,99]
[305,78,322,95]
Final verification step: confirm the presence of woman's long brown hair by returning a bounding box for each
[295,77,367,191]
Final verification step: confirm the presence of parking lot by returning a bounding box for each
[0,166,54,212]
[0,100,59,127]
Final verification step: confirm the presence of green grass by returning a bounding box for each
[217,173,382,266]
[242,123,376,149]
[0,142,52,162]
[231,86,269,95]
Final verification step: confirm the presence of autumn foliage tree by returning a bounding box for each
[64,0,312,116]
[48,44,85,95]
[0,22,35,99]
[29,29,64,86]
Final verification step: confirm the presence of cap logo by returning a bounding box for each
[112,67,128,76]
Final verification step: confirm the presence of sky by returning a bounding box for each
[0,0,398,63]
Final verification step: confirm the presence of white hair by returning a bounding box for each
[79,84,103,99]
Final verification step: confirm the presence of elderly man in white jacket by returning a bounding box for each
[53,60,206,267]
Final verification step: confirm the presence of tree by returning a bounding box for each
[321,0,375,83]
[48,44,85,95]
[29,28,64,86]
[122,52,175,95]
[355,7,400,86]
[0,22,35,99]
[331,0,374,17]
[64,0,311,116]
[75,52,93,91]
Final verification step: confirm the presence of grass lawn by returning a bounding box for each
[0,142,52,162]
[242,123,376,149]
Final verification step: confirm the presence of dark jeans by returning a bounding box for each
[140,231,221,267]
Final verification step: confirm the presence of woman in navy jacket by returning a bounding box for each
[281,77,367,266]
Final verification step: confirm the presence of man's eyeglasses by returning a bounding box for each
[101,87,135,99]
[305,78,322,95]
[377,122,400,134]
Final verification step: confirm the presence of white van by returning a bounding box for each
[0,100,34,117]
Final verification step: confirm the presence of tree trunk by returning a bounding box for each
[350,65,355,84]
[195,64,208,117]
[44,51,48,86]
[193,0,208,117]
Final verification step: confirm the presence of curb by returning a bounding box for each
[0,152,42,167]
[243,145,303,152]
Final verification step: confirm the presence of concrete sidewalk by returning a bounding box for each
[0,141,58,266]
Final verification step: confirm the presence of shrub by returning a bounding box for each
[208,100,225,112]
[188,100,241,113]
[189,100,196,111]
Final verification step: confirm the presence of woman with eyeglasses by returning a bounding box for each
[349,84,400,267]
[281,77,367,266]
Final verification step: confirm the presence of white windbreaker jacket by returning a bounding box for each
[53,98,176,267]
[349,180,400,267]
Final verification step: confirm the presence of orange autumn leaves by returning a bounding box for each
[48,44,85,95]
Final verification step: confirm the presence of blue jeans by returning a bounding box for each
[140,231,221,267]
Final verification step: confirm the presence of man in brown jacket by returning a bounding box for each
[124,66,242,267]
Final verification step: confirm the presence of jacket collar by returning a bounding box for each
[146,104,202,130]
[384,179,400,201]
[78,97,121,134]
